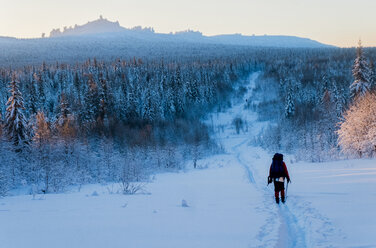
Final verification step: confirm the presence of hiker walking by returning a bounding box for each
[268,153,290,204]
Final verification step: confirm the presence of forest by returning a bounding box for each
[1,44,375,195]
[0,53,258,195]
[252,46,376,161]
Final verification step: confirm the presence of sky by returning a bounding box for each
[0,0,375,47]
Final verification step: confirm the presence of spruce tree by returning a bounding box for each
[98,73,110,125]
[350,41,371,100]
[56,93,76,142]
[5,78,29,151]
[34,72,46,112]
[84,75,100,123]
[285,89,295,118]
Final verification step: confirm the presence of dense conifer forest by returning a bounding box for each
[1,44,376,195]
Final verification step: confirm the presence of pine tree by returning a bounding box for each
[56,93,75,137]
[173,66,185,117]
[350,40,371,100]
[5,78,29,151]
[84,75,100,123]
[98,73,111,126]
[25,75,38,115]
[73,72,82,105]
[34,72,46,112]
[143,89,156,122]
[285,89,295,118]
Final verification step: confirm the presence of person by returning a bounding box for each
[268,153,290,204]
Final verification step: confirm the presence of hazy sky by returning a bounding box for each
[1,0,375,47]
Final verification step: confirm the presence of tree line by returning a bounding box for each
[0,56,257,195]
[2,44,376,195]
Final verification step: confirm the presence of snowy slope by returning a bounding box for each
[1,72,376,248]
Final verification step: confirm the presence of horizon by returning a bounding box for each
[0,16,370,49]
[0,16,339,47]
[1,0,376,48]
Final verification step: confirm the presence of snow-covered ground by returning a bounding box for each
[0,157,266,248]
[1,72,376,248]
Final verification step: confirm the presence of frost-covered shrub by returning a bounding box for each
[337,93,376,158]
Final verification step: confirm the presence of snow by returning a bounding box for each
[1,72,376,247]
[0,156,266,248]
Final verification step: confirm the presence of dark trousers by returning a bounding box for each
[274,181,285,199]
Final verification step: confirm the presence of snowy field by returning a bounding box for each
[1,72,376,248]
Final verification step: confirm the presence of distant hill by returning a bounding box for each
[48,16,333,48]
[0,17,336,67]
[49,16,126,37]
[208,34,330,48]
[0,36,17,41]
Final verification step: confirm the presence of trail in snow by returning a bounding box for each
[226,72,353,248]
[233,139,255,184]
[212,72,308,247]
[279,205,306,248]
[234,140,307,248]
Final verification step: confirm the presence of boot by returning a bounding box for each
[281,190,285,203]
[275,191,280,204]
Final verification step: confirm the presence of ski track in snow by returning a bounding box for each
[214,71,340,248]
[233,140,307,248]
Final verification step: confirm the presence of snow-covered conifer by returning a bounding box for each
[98,73,112,127]
[25,76,38,115]
[56,93,75,139]
[84,75,100,123]
[34,72,46,111]
[350,41,371,100]
[5,78,29,151]
[285,89,295,118]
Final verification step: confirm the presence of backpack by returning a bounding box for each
[270,153,284,178]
